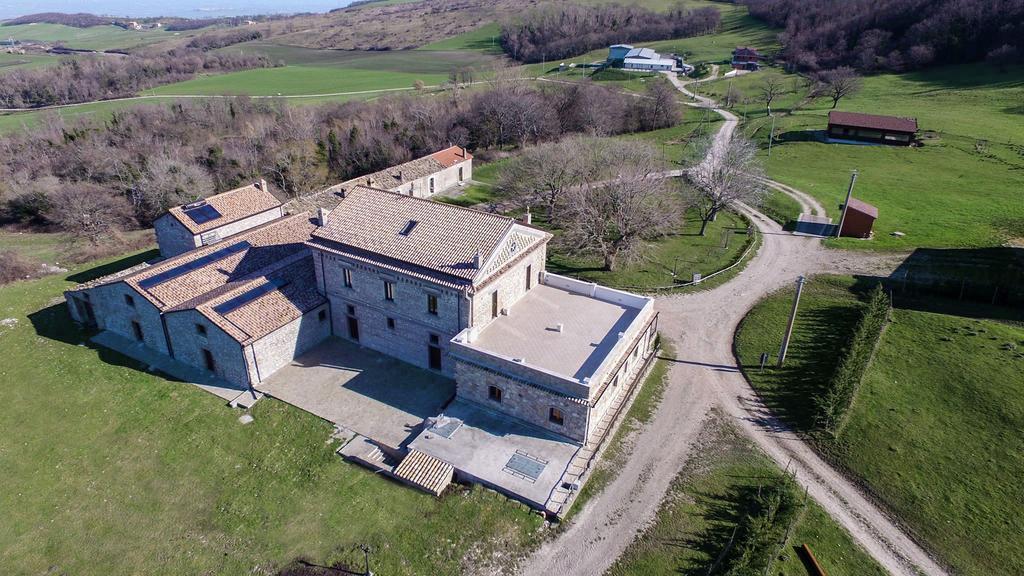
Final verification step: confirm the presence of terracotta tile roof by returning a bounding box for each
[430,145,473,168]
[310,186,519,286]
[174,256,326,344]
[165,182,282,234]
[289,146,472,213]
[845,197,879,219]
[124,213,316,310]
[828,111,918,133]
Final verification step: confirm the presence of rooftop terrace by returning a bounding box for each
[457,274,653,386]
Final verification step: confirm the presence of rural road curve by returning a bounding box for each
[519,73,948,576]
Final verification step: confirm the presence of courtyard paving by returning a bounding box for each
[257,337,455,450]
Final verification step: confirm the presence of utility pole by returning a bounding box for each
[767,114,776,158]
[777,275,806,367]
[835,170,858,237]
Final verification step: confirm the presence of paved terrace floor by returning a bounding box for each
[410,400,581,509]
[471,284,641,381]
[257,338,455,450]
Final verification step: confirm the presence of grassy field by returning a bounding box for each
[546,207,752,290]
[0,51,60,73]
[0,23,198,51]
[735,275,1024,575]
[416,22,503,53]
[698,63,1024,250]
[0,254,544,574]
[608,414,885,576]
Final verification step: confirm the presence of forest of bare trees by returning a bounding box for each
[500,3,721,63]
[0,49,273,109]
[741,0,1024,71]
[0,76,682,254]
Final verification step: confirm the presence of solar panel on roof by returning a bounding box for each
[183,203,222,225]
[212,277,288,316]
[137,241,251,289]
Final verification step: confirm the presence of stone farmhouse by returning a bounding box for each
[64,146,658,513]
[153,181,284,258]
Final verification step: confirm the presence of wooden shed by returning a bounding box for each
[827,111,918,145]
[839,198,878,238]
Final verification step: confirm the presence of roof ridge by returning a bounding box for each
[349,184,515,224]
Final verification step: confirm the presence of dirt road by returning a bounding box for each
[519,73,948,576]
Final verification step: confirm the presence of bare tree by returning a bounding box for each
[46,183,135,244]
[687,136,766,236]
[133,155,214,223]
[815,66,863,109]
[723,83,744,109]
[496,136,599,221]
[759,75,784,115]
[559,140,680,271]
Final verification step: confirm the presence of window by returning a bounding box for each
[387,317,396,330]
[526,264,532,291]
[427,293,438,315]
[346,304,355,316]
[429,177,435,195]
[384,280,395,301]
[343,268,353,288]
[318,309,327,322]
[124,294,135,307]
[549,407,564,426]
[632,345,638,359]
[491,291,499,319]
[488,385,502,403]
[202,348,216,372]
[195,323,207,336]
[429,333,440,345]
[131,320,144,342]
[458,166,464,181]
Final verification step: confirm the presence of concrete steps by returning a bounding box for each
[394,449,454,497]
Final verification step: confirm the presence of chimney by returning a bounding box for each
[255,178,268,191]
[396,170,403,181]
[555,323,564,333]
[317,207,330,227]
[459,146,466,159]
[522,207,532,225]
[472,250,481,269]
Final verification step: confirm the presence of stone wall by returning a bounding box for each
[86,282,170,355]
[154,215,198,258]
[589,316,657,426]
[315,250,466,376]
[250,303,331,380]
[201,207,284,247]
[388,159,472,199]
[469,244,546,332]
[455,361,589,443]
[164,309,249,387]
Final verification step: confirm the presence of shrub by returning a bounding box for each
[716,472,801,575]
[0,250,41,285]
[816,285,891,436]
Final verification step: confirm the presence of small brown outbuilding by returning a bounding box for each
[839,197,878,238]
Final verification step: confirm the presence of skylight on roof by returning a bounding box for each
[183,202,222,225]
[399,220,419,236]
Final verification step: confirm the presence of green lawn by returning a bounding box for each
[0,51,60,73]
[608,414,885,576]
[735,275,1024,575]
[0,23,199,51]
[0,255,543,574]
[416,22,503,53]
[547,208,753,290]
[699,63,1024,250]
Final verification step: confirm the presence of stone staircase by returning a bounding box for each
[394,449,454,497]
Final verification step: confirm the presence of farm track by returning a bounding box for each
[518,71,948,576]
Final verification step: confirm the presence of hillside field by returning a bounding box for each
[698,63,1024,250]
[735,275,1024,575]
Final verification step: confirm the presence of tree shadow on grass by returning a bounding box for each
[277,558,360,576]
[674,480,778,575]
[743,304,864,433]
